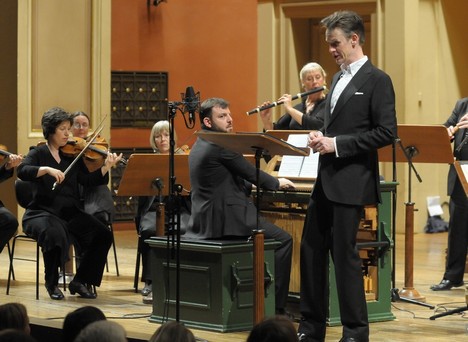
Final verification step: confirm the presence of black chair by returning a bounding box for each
[6,179,65,299]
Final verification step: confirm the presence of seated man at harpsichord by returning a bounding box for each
[185,97,295,316]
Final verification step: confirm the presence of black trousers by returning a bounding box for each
[0,206,18,254]
[444,178,468,283]
[259,217,293,311]
[26,210,112,287]
[299,181,369,342]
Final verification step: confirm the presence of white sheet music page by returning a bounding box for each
[277,134,318,179]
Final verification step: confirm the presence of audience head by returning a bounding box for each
[149,321,196,342]
[74,320,126,342]
[247,316,298,342]
[41,107,72,140]
[0,329,37,342]
[62,306,106,342]
[0,303,30,335]
[150,120,174,153]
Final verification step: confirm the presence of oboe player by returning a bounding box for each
[260,62,328,131]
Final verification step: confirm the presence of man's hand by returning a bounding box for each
[308,131,335,155]
[278,178,295,190]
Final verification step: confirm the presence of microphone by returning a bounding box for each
[183,86,200,125]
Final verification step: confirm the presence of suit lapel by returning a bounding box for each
[327,60,373,127]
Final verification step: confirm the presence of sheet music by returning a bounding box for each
[277,134,318,179]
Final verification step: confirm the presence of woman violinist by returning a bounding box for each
[71,111,116,226]
[17,107,122,300]
[0,146,22,257]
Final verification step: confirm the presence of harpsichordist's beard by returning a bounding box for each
[209,122,233,133]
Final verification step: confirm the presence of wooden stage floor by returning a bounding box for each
[1,228,467,341]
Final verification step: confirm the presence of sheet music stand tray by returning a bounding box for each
[196,131,308,323]
[117,154,190,197]
[379,124,453,305]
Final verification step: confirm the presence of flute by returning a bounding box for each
[246,86,325,116]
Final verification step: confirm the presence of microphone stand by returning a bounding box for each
[165,88,199,323]
[166,101,184,322]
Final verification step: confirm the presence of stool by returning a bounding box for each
[147,237,279,332]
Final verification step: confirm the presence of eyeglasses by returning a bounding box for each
[73,123,89,129]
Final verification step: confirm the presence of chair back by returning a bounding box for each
[15,179,36,209]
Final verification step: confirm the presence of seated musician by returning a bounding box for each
[260,62,328,131]
[136,120,191,304]
[71,111,116,227]
[17,107,122,300]
[186,98,294,315]
[0,151,22,256]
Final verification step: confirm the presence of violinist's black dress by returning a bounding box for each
[17,144,112,288]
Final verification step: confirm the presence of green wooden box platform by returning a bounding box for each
[147,237,279,332]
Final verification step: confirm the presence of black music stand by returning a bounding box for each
[195,131,308,323]
[117,153,191,301]
[379,124,453,307]
[117,154,190,198]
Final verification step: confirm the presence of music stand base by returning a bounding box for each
[430,306,468,320]
[391,288,434,309]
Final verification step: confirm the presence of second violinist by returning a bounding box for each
[17,107,122,300]
[72,111,117,226]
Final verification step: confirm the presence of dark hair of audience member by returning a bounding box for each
[0,329,37,342]
[149,321,196,342]
[246,316,298,342]
[62,306,106,342]
[0,303,30,334]
[74,320,127,342]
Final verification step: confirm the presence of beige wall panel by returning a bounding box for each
[31,0,91,132]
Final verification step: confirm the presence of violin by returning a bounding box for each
[60,137,127,166]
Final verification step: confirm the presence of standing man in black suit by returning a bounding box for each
[297,11,397,342]
[187,97,295,315]
[430,98,468,291]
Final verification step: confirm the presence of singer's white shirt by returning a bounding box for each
[331,56,368,157]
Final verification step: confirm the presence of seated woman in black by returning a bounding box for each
[17,107,122,300]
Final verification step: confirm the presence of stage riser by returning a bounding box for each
[147,238,279,332]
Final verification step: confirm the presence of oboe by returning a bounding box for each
[246,86,325,116]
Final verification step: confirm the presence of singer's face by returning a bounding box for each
[154,129,170,154]
[205,105,233,133]
[325,28,357,66]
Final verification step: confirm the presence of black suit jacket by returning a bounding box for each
[444,97,468,195]
[316,60,397,206]
[187,132,279,238]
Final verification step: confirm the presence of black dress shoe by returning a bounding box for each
[339,338,360,342]
[141,282,152,296]
[430,279,464,291]
[297,333,323,342]
[45,285,64,300]
[69,281,97,299]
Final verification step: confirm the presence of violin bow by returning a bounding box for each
[52,125,105,190]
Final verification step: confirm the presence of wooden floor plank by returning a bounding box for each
[1,230,467,341]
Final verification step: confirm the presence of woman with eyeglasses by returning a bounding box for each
[71,112,116,226]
